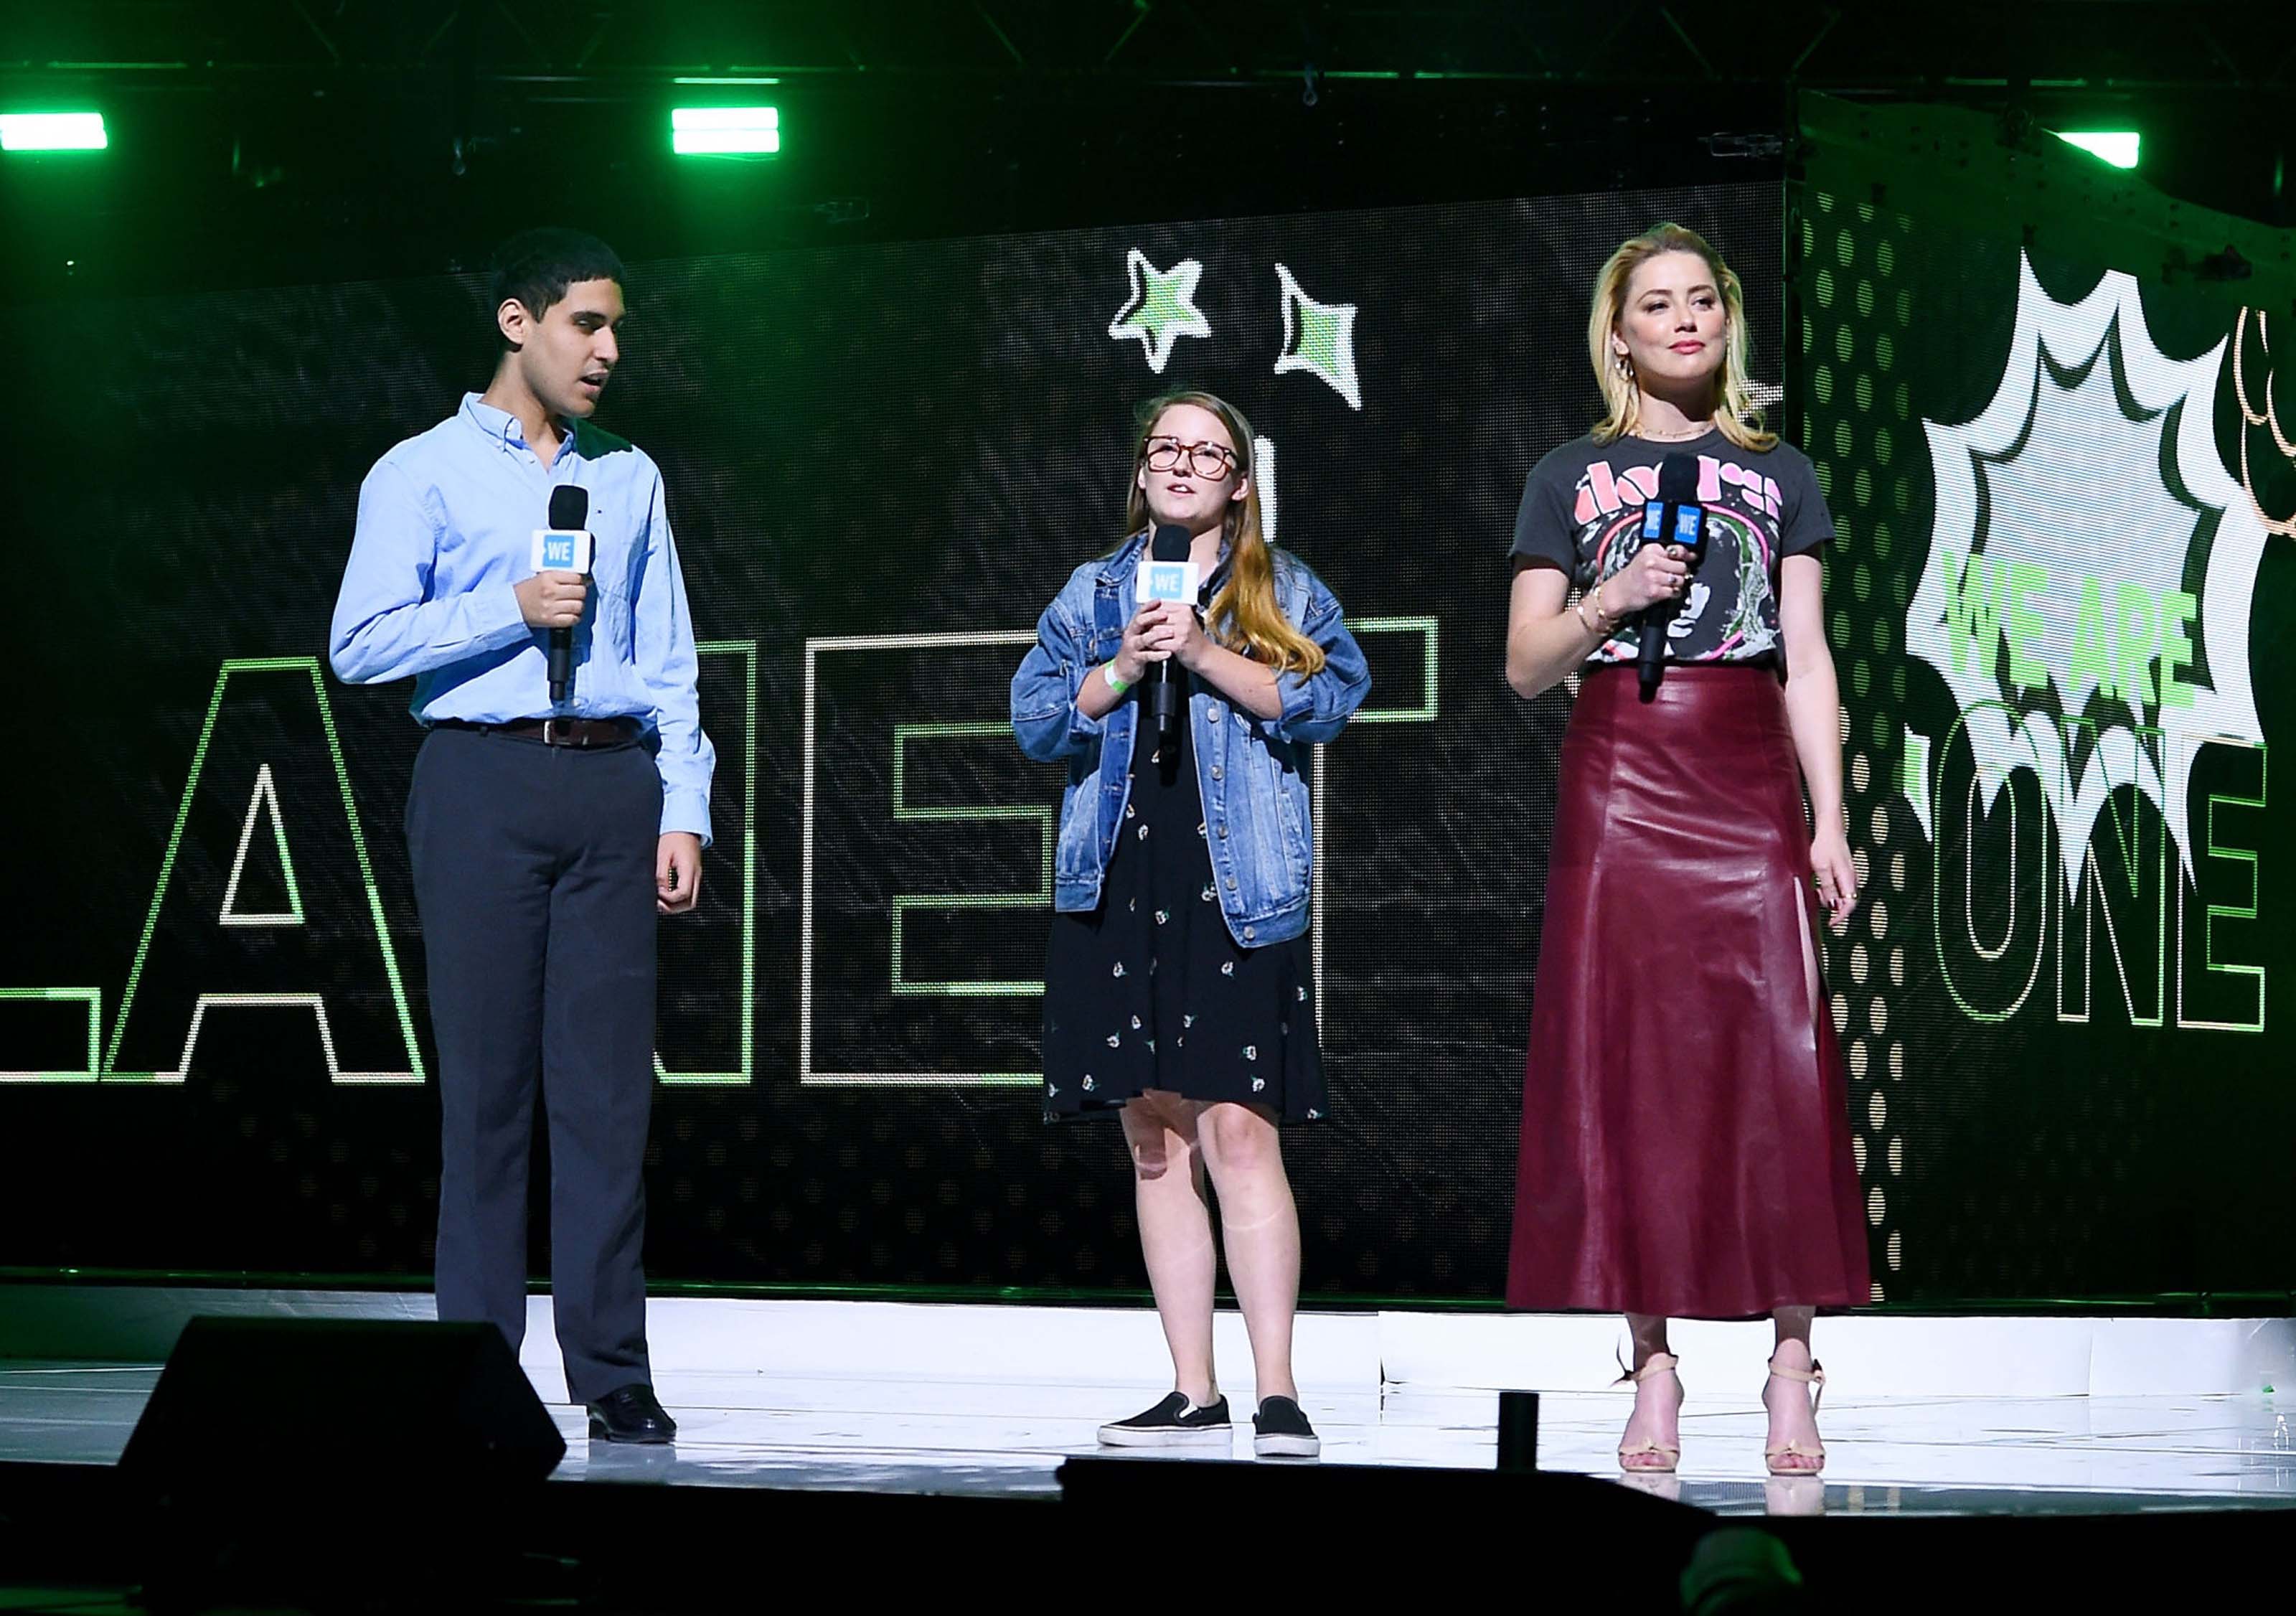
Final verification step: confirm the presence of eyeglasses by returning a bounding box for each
[1144,438,1238,479]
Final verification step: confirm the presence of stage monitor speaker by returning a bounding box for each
[118,1315,566,1606]
[119,1315,565,1496]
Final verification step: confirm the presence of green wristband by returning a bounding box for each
[1102,663,1133,697]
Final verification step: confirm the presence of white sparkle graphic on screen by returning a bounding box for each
[1272,264,1362,410]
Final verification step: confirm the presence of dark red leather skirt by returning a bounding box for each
[1506,664,1872,1319]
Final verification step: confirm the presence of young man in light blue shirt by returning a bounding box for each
[330,228,712,1444]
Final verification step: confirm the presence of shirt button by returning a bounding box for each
[1225,875,1237,890]
[1211,766,1223,781]
[1243,926,1256,941]
[1208,709,1222,723]
[1218,826,1229,839]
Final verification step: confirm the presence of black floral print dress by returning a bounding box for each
[1040,654,1327,1127]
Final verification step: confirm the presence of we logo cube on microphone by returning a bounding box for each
[1638,498,1708,558]
[530,526,594,576]
[1137,558,1200,605]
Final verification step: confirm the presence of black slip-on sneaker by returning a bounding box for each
[1096,1391,1233,1447]
[1252,1394,1320,1458]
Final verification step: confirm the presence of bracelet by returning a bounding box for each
[1102,663,1133,697]
[1576,582,1614,636]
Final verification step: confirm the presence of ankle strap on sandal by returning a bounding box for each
[1766,1356,1825,1413]
[1615,1350,1680,1386]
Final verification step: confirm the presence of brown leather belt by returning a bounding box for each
[436,717,642,748]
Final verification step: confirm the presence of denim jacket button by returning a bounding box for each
[1208,708,1222,723]
[1217,825,1228,839]
[1211,766,1223,781]
[1225,875,1237,889]
[1243,926,1256,941]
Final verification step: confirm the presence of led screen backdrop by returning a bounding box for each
[3,176,2282,1305]
[1786,175,2294,1305]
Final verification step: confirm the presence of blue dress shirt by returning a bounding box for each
[329,393,716,844]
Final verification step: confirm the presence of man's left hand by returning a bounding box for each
[657,832,704,916]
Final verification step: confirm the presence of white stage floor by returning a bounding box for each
[4,1358,2291,1518]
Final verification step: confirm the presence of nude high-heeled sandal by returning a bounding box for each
[1763,1355,1827,1476]
[1616,1351,1683,1474]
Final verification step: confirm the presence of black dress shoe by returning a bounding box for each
[586,1384,678,1444]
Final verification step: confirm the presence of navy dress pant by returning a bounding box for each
[406,724,662,1402]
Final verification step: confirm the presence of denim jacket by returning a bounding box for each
[1010,532,1371,946]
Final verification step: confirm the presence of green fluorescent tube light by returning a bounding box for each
[0,112,109,151]
[672,106,780,155]
[2055,130,2140,169]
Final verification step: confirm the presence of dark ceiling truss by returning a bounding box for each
[4,1,2292,98]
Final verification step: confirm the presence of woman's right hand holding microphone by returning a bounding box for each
[1113,604,1177,687]
[1597,543,1694,618]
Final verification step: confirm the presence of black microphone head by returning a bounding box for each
[1657,451,1708,559]
[549,484,589,532]
[1151,523,1192,563]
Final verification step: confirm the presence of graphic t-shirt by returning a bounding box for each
[1510,428,1834,667]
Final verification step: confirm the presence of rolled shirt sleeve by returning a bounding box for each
[1011,590,1109,762]
[1266,574,1370,746]
[329,459,530,685]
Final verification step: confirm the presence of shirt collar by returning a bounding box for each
[460,392,581,462]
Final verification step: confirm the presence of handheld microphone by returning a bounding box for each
[533,484,592,705]
[1141,524,1200,748]
[1637,454,1708,703]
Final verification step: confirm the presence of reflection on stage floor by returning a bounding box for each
[4,1361,2290,1519]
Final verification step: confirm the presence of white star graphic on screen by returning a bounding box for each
[1906,251,2266,878]
[1272,263,1361,410]
[1108,249,1212,373]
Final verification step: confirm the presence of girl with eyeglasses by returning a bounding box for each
[1012,389,1370,1458]
[1502,224,1867,1477]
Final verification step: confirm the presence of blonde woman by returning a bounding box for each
[1012,390,1370,1458]
[1503,225,1867,1476]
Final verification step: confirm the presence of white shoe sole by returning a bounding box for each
[1097,1424,1234,1448]
[1253,1432,1322,1458]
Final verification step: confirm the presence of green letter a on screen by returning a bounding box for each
[103,659,423,1085]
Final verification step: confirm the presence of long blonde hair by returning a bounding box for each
[1587,222,1777,451]
[1122,390,1327,677]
